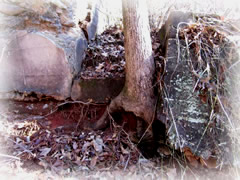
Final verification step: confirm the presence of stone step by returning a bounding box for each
[71,77,125,103]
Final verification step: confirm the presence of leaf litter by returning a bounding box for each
[80,25,162,79]
[0,108,235,179]
[1,118,141,173]
[81,26,125,79]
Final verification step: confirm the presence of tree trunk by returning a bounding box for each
[89,0,156,130]
[110,0,155,123]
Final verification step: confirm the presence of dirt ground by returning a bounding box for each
[0,100,239,180]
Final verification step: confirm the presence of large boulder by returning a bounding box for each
[0,31,73,100]
[158,11,236,162]
[0,0,88,100]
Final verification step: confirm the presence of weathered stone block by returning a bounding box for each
[71,78,125,103]
[0,31,73,100]
[159,11,232,160]
[0,1,88,100]
[163,38,212,158]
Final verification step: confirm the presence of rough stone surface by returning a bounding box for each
[0,0,88,100]
[0,31,73,100]
[0,0,125,101]
[71,78,125,103]
[159,11,231,159]
[163,38,213,158]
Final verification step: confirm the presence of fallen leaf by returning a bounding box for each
[200,157,217,168]
[53,159,63,167]
[93,137,104,152]
[82,142,91,153]
[157,145,171,156]
[121,145,129,155]
[95,63,105,72]
[183,147,199,167]
[101,52,108,57]
[73,141,78,150]
[40,147,51,157]
[90,156,98,167]
[120,154,125,163]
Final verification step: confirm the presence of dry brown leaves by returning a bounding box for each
[8,120,140,173]
[81,26,162,79]
[81,26,125,79]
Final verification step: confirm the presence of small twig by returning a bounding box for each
[107,108,146,159]
[57,100,101,107]
[176,22,190,63]
[228,59,240,70]
[163,84,182,149]
[194,109,214,154]
[217,94,234,129]
[8,138,35,157]
[75,104,89,131]
[0,153,20,161]
[124,154,130,171]
[137,97,158,145]
[192,63,210,93]
[18,100,104,122]
[0,44,8,64]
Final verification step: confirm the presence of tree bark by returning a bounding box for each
[109,0,155,123]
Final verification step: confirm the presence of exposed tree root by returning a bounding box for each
[88,90,156,143]
[86,107,108,130]
[109,91,155,125]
